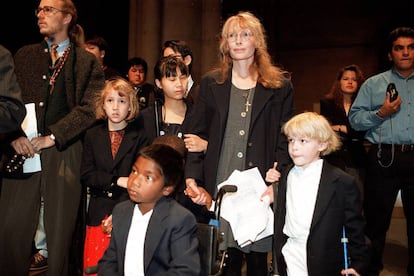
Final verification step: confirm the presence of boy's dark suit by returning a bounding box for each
[98,197,201,275]
[274,160,368,276]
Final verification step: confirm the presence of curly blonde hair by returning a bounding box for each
[215,11,290,88]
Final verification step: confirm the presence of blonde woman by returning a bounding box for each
[185,11,294,275]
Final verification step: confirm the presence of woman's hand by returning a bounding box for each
[184,134,208,152]
[184,178,212,208]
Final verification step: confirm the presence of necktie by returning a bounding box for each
[50,44,59,65]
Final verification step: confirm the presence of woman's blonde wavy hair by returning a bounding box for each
[215,11,290,88]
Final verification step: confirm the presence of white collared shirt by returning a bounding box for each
[282,159,323,276]
[124,204,153,276]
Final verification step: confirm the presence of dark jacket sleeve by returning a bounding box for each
[0,45,26,134]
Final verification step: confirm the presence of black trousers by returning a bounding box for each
[222,247,268,276]
[364,145,414,276]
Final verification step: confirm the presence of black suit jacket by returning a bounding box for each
[81,121,148,226]
[274,161,368,276]
[98,197,201,275]
[0,45,26,134]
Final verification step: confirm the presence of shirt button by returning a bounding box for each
[248,142,253,147]
[237,152,243,158]
[239,130,245,136]
[39,102,44,107]
[42,75,47,79]
[248,162,253,167]
[241,112,246,118]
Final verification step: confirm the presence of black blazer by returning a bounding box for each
[80,121,148,226]
[98,197,201,275]
[274,161,368,276]
[0,45,26,134]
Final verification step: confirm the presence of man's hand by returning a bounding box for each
[377,93,402,118]
[11,136,35,158]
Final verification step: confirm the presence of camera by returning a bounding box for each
[386,83,398,102]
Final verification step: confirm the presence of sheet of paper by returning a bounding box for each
[21,103,41,173]
[218,167,273,247]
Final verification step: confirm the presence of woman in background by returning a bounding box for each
[320,64,367,198]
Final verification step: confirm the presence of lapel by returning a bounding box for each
[144,197,169,270]
[118,201,135,261]
[310,161,337,228]
[250,83,273,127]
[278,164,293,227]
[211,77,231,132]
[97,124,114,166]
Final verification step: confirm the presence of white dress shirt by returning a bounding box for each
[124,205,153,276]
[282,159,323,276]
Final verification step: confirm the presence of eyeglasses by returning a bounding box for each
[227,30,253,42]
[35,6,66,16]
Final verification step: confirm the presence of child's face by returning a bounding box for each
[103,89,130,127]
[127,65,146,86]
[156,68,188,101]
[287,135,327,169]
[127,156,171,212]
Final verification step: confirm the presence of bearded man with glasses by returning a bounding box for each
[0,0,105,275]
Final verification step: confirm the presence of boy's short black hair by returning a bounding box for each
[152,134,186,158]
[126,57,148,75]
[139,144,184,197]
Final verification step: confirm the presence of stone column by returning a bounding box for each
[129,0,221,82]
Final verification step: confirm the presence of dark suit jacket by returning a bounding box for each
[98,197,201,275]
[81,121,148,226]
[185,70,294,196]
[274,161,368,276]
[186,80,200,106]
[0,45,26,134]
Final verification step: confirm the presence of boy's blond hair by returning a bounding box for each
[282,112,341,156]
